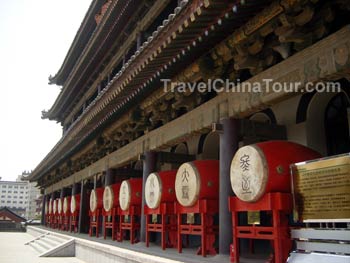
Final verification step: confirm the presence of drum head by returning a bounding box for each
[90,190,98,212]
[103,186,114,212]
[119,180,131,211]
[49,199,52,214]
[70,196,76,214]
[145,173,162,209]
[63,197,68,214]
[230,145,268,202]
[53,199,57,214]
[58,199,62,214]
[175,162,200,207]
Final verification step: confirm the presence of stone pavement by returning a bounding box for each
[0,232,85,263]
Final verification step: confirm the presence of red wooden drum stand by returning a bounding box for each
[117,206,141,244]
[144,203,177,250]
[144,170,177,250]
[102,184,121,240]
[48,198,53,228]
[57,198,64,230]
[228,193,293,263]
[176,200,219,257]
[89,188,104,237]
[62,196,71,231]
[174,160,219,257]
[117,178,142,244]
[45,201,50,227]
[70,194,80,233]
[52,199,59,229]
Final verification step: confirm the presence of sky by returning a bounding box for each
[0,0,92,181]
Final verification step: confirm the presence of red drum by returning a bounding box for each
[119,178,142,211]
[175,160,219,207]
[70,194,81,214]
[53,199,58,215]
[230,140,321,202]
[57,198,63,215]
[45,201,49,215]
[63,196,71,215]
[89,188,104,213]
[103,183,121,212]
[145,170,177,209]
[49,198,53,215]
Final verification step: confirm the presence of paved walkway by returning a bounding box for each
[0,232,85,263]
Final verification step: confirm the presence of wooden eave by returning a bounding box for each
[48,0,104,86]
[44,0,137,122]
[30,0,271,183]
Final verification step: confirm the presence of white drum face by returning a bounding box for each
[45,201,48,215]
[70,196,76,214]
[175,162,200,207]
[63,197,68,214]
[90,190,97,212]
[103,186,114,212]
[53,199,57,214]
[49,199,52,214]
[145,173,162,209]
[119,180,131,211]
[230,145,268,202]
[58,199,62,213]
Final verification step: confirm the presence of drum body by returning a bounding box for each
[145,170,177,209]
[119,178,142,211]
[103,183,121,212]
[175,160,219,207]
[70,194,81,214]
[230,140,321,202]
[63,196,71,216]
[90,188,104,213]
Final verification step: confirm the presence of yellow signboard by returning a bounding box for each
[291,154,350,222]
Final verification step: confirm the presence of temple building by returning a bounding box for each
[27,0,350,262]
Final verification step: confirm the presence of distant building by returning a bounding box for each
[0,172,41,219]
[0,207,26,232]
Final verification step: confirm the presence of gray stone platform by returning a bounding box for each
[26,226,268,263]
[0,232,84,263]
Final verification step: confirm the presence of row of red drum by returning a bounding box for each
[45,141,321,217]
[45,194,80,217]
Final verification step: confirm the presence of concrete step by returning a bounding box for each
[40,236,61,248]
[46,234,70,243]
[28,241,45,254]
[26,232,73,256]
[35,238,53,251]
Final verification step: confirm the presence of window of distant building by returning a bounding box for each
[8,186,12,188]
[14,191,18,194]
[6,201,10,203]
[20,186,24,189]
[1,201,4,203]
[14,186,18,189]
[8,191,11,193]
[19,201,23,204]
[19,196,23,199]
[13,201,17,204]
[1,190,5,193]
